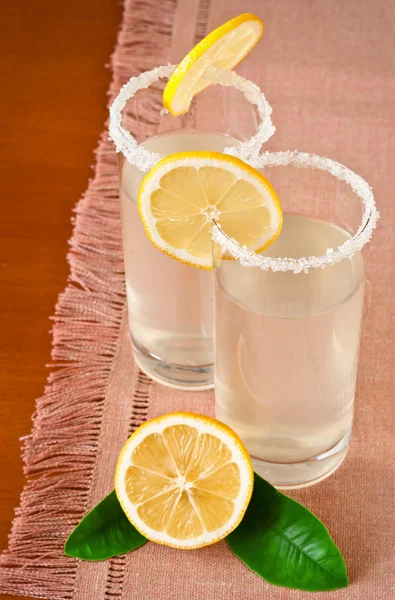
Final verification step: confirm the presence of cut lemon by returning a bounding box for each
[138,151,283,269]
[163,13,263,115]
[115,412,254,549]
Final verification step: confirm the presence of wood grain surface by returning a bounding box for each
[0,2,121,598]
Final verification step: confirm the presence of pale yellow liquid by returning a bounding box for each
[119,131,237,368]
[215,215,365,464]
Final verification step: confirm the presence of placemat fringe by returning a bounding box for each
[0,143,123,600]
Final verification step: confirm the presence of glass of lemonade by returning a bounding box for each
[109,65,274,390]
[212,151,379,488]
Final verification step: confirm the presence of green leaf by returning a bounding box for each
[226,473,348,591]
[65,490,147,561]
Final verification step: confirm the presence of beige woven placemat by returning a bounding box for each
[0,0,394,598]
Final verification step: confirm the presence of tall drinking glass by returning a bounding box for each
[213,151,378,488]
[109,65,274,390]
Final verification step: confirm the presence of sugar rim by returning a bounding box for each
[108,64,275,172]
[212,150,379,273]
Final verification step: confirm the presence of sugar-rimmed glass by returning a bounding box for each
[109,65,274,390]
[212,151,379,488]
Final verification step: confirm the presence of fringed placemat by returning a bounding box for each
[1,0,393,598]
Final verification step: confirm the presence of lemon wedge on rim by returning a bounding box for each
[138,151,283,270]
[115,412,254,549]
[163,13,264,116]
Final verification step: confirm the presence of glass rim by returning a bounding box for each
[109,64,275,172]
[212,150,380,274]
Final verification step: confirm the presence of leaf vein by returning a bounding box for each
[270,524,345,584]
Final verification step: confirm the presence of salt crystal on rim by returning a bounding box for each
[109,64,275,172]
[212,150,379,274]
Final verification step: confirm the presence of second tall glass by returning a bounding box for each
[212,151,378,488]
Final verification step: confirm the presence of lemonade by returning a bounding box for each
[110,12,378,491]
[214,215,365,487]
[119,132,238,389]
[110,12,276,391]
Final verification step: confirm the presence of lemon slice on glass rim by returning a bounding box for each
[163,13,264,116]
[115,412,254,549]
[138,151,283,270]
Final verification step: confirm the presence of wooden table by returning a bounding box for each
[0,2,121,598]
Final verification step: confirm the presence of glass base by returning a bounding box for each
[251,427,352,490]
[131,337,214,391]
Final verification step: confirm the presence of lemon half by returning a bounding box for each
[115,412,254,549]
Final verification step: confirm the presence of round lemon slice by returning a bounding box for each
[115,412,254,549]
[163,13,264,116]
[138,151,283,269]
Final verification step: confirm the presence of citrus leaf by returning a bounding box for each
[65,490,147,561]
[226,473,348,591]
